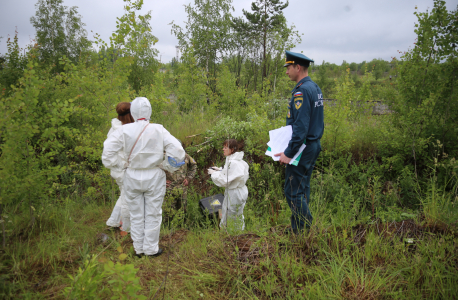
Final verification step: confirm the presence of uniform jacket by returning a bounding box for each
[285,76,324,158]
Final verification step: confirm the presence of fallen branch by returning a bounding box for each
[194,139,213,148]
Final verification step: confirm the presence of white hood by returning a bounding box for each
[131,97,152,121]
[111,118,122,130]
[107,118,123,138]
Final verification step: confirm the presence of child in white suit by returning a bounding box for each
[208,139,249,231]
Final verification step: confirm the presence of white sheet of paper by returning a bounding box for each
[267,125,292,155]
[265,125,306,165]
[265,148,280,161]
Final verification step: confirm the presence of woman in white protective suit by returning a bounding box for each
[105,102,134,232]
[102,97,185,257]
[208,139,249,231]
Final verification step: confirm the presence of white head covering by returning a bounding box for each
[130,97,152,121]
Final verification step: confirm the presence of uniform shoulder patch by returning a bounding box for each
[295,98,303,110]
[294,91,303,97]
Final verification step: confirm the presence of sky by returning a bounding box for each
[1,0,456,65]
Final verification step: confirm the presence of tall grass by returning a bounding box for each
[1,166,457,299]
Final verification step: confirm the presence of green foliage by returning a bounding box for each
[103,261,146,300]
[0,31,28,94]
[392,0,458,176]
[123,9,159,92]
[231,0,301,94]
[0,57,71,210]
[200,112,282,157]
[233,0,290,80]
[174,47,210,113]
[30,0,91,69]
[314,62,334,96]
[64,255,145,300]
[215,65,247,119]
[0,1,139,212]
[171,0,234,90]
[322,68,355,153]
[357,66,373,102]
[65,255,105,299]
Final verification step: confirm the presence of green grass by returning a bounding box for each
[154,106,217,147]
[1,184,457,299]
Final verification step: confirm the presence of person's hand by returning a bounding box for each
[212,166,222,171]
[208,168,215,175]
[166,180,172,188]
[183,178,189,186]
[274,152,292,165]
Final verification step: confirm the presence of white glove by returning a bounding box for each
[212,166,222,171]
[208,168,216,175]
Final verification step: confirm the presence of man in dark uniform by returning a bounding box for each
[274,50,324,234]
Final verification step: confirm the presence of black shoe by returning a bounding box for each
[134,253,144,258]
[146,248,163,257]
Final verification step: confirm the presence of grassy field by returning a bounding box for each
[1,170,457,299]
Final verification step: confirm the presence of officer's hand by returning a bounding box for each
[183,178,189,186]
[274,152,292,165]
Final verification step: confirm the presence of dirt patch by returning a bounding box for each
[341,277,381,300]
[221,220,458,271]
[224,233,276,268]
[352,219,458,244]
[160,229,190,247]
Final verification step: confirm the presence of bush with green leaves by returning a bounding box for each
[0,0,157,219]
[390,0,458,176]
[197,112,283,157]
[65,255,105,299]
[0,31,29,95]
[65,255,145,300]
[321,68,356,153]
[174,47,210,113]
[215,65,247,120]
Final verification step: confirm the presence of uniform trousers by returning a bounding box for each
[284,140,321,233]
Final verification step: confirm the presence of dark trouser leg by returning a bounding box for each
[284,140,321,233]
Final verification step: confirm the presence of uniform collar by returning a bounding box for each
[292,76,311,93]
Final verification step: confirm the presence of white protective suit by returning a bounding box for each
[102,97,185,255]
[211,151,249,231]
[105,118,131,232]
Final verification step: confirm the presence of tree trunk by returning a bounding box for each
[262,2,267,81]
